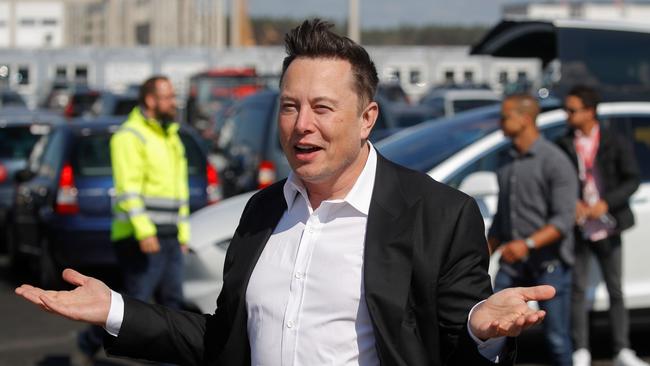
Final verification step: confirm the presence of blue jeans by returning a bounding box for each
[115,235,184,309]
[495,260,573,366]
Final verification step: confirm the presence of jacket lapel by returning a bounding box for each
[364,155,421,360]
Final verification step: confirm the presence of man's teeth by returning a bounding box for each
[296,145,318,152]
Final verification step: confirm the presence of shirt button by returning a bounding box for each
[287,320,295,328]
[295,272,304,279]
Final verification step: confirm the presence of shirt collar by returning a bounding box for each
[574,124,600,139]
[283,142,377,215]
[509,136,543,157]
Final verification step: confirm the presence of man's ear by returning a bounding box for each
[360,101,379,140]
[143,94,155,111]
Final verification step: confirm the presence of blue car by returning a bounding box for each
[8,116,220,287]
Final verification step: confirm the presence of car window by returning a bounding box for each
[446,121,568,188]
[453,99,499,114]
[378,107,502,173]
[604,116,650,182]
[227,98,275,153]
[179,132,205,176]
[1,92,27,107]
[37,129,65,179]
[0,125,44,159]
[72,134,113,176]
[113,99,138,116]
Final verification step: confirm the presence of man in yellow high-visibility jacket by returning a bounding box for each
[76,75,189,363]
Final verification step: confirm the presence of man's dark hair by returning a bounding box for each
[139,75,170,106]
[567,85,600,111]
[281,19,379,110]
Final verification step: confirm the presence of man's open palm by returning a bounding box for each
[470,285,556,340]
[15,269,111,327]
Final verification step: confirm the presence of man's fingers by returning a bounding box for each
[62,268,89,287]
[517,285,556,302]
[15,285,46,306]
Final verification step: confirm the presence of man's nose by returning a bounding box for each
[295,108,315,133]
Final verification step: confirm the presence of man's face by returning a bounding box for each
[500,99,526,138]
[148,79,177,122]
[278,57,376,186]
[564,95,593,130]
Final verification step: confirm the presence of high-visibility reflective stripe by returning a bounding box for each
[116,192,142,204]
[143,197,188,210]
[147,211,179,225]
[119,127,146,144]
[113,210,179,225]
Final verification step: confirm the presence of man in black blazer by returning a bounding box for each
[557,85,643,366]
[17,19,555,366]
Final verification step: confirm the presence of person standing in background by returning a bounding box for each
[75,76,190,365]
[489,94,578,366]
[557,85,645,366]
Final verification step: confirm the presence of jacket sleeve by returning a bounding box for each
[110,130,156,240]
[104,297,212,366]
[602,134,640,211]
[439,197,515,365]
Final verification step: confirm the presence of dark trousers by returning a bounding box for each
[115,235,184,309]
[78,235,184,357]
[571,234,629,353]
[495,259,573,366]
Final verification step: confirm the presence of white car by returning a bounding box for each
[183,102,650,315]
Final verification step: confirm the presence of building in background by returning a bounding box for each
[0,0,66,48]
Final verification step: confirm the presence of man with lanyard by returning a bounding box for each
[558,85,644,366]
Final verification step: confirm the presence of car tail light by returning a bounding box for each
[257,160,276,189]
[63,99,75,119]
[0,163,6,183]
[55,163,79,214]
[206,164,222,205]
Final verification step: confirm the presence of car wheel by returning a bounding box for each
[38,238,64,289]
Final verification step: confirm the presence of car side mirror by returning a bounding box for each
[14,168,35,183]
[459,171,498,198]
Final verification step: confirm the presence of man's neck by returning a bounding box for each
[303,144,370,210]
[513,128,540,154]
[577,119,598,136]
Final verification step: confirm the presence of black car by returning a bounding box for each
[0,111,63,253]
[88,90,139,117]
[8,117,219,287]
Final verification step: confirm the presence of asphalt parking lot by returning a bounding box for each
[1,254,649,366]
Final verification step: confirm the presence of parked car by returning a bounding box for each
[182,101,650,315]
[87,90,139,117]
[62,88,100,119]
[216,90,411,198]
[7,116,221,287]
[0,111,63,253]
[376,82,410,105]
[0,89,28,108]
[418,87,501,118]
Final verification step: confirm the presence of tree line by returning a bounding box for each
[251,17,488,46]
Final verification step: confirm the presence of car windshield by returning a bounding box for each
[453,99,499,113]
[1,92,27,107]
[0,125,45,159]
[376,106,501,172]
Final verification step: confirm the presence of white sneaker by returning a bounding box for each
[573,348,592,366]
[615,348,650,366]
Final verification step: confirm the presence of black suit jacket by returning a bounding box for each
[106,154,514,366]
[557,126,640,232]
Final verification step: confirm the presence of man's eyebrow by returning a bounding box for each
[279,95,339,106]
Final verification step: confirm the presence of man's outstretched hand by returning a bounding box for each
[15,269,112,327]
[469,285,556,340]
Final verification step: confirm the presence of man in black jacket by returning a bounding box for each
[557,85,644,366]
[16,19,556,366]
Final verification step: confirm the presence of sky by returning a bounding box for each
[247,0,534,28]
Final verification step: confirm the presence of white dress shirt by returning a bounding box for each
[106,144,504,364]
